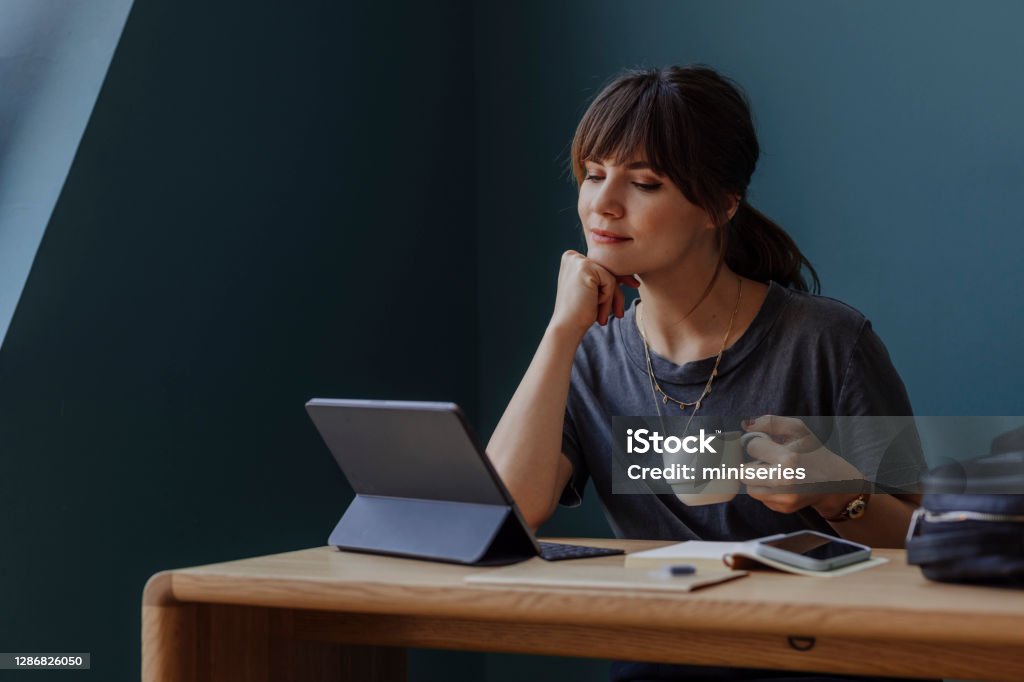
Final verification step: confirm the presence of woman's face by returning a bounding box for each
[577,155,717,278]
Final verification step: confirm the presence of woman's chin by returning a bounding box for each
[585,250,634,277]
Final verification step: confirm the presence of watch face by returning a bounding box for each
[848,498,867,519]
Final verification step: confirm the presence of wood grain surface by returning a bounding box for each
[142,538,1024,681]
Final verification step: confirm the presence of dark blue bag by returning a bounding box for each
[906,426,1024,586]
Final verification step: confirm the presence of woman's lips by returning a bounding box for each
[591,230,632,244]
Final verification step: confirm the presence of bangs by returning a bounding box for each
[570,71,684,186]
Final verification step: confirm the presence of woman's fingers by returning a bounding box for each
[744,437,798,468]
[595,267,615,325]
[556,255,636,329]
[747,490,809,514]
[551,252,636,335]
[743,469,810,490]
[742,415,811,442]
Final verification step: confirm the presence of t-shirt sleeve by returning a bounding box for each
[558,402,589,507]
[834,320,928,493]
[837,320,912,416]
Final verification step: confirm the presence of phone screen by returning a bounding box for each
[761,532,864,561]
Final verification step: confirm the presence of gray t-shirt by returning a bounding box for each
[560,280,925,541]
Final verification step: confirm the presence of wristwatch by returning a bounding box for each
[825,494,870,523]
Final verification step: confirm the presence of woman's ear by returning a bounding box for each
[727,194,741,222]
[705,195,742,230]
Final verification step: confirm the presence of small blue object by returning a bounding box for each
[669,564,697,576]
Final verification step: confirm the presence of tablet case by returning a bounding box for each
[328,495,536,565]
[308,398,539,566]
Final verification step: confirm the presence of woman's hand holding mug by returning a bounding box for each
[741,415,867,517]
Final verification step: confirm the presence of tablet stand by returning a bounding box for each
[328,495,537,565]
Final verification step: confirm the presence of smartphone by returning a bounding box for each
[753,530,871,571]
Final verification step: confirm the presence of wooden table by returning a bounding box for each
[142,539,1024,681]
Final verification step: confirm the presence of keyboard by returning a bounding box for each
[537,541,625,561]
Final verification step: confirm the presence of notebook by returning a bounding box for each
[464,558,747,592]
[623,540,888,577]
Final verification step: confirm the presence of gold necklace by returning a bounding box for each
[637,275,742,416]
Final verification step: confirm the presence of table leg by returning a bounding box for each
[143,573,406,682]
[143,573,198,681]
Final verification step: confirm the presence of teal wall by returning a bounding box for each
[0,1,481,680]
[2,1,1022,681]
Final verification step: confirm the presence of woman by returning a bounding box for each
[486,65,926,681]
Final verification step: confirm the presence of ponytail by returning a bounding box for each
[724,200,820,294]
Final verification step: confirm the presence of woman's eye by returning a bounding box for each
[582,171,660,190]
[633,182,663,191]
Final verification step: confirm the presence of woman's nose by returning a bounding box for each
[591,181,624,219]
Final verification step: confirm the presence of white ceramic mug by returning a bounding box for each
[665,430,747,506]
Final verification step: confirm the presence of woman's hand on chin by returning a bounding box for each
[740,415,867,517]
[548,250,640,340]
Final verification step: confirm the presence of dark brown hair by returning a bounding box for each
[570,65,820,294]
